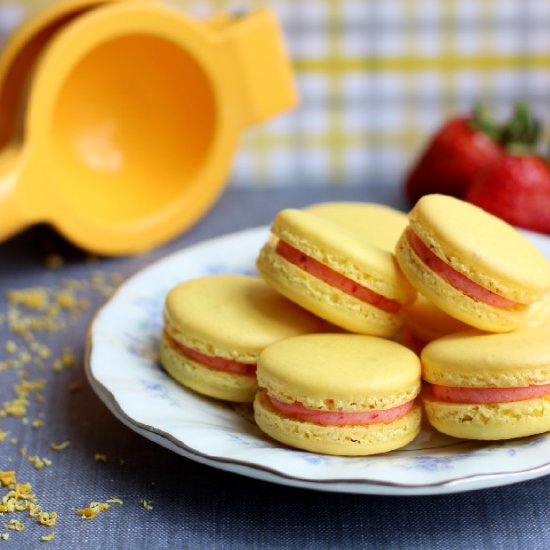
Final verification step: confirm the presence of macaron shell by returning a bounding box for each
[403,294,469,343]
[164,275,323,361]
[396,231,528,332]
[410,195,550,302]
[257,243,403,337]
[254,391,421,455]
[526,294,550,328]
[422,328,550,388]
[304,202,408,252]
[272,209,416,304]
[159,333,257,402]
[423,393,550,440]
[257,334,421,412]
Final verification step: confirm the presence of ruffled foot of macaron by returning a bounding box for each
[257,209,416,337]
[421,328,550,440]
[396,194,550,332]
[160,275,323,402]
[254,334,422,456]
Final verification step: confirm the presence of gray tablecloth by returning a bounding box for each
[1,187,549,550]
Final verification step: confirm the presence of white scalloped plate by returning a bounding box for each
[85,226,550,495]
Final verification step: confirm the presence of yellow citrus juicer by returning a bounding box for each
[0,0,126,148]
[0,0,297,255]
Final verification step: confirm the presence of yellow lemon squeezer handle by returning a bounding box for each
[208,9,298,127]
[0,6,297,253]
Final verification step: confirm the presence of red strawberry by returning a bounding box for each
[465,155,550,233]
[465,103,550,233]
[405,106,504,205]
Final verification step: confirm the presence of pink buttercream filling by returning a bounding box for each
[166,332,256,376]
[431,382,550,404]
[407,229,518,309]
[276,240,402,313]
[268,394,415,426]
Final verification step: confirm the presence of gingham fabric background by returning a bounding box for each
[2,0,550,189]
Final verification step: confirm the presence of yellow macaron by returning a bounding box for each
[422,328,550,440]
[254,334,422,455]
[304,202,408,252]
[256,209,416,337]
[526,294,550,328]
[400,294,469,353]
[395,194,550,332]
[160,275,323,402]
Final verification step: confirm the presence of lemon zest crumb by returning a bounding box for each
[75,501,110,520]
[28,456,50,471]
[45,254,64,269]
[0,471,15,486]
[7,289,49,311]
[4,519,24,532]
[5,341,17,354]
[40,531,55,542]
[56,291,76,309]
[38,512,57,527]
[29,504,42,518]
[140,499,153,511]
[50,441,70,452]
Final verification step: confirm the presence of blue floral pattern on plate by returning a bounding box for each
[86,226,550,495]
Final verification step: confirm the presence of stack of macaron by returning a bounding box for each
[159,195,550,456]
[395,194,550,440]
